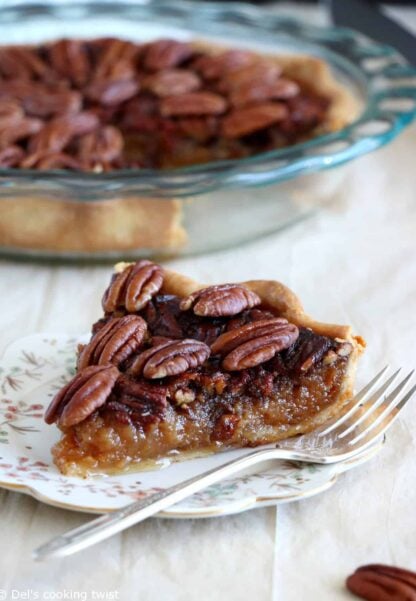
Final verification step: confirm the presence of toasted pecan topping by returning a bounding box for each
[44,364,119,427]
[180,284,261,317]
[211,317,299,371]
[221,61,282,91]
[230,78,300,108]
[77,314,147,370]
[47,39,91,87]
[192,50,255,80]
[160,92,227,117]
[102,260,164,313]
[144,69,201,97]
[0,36,331,170]
[129,338,210,379]
[222,102,289,138]
[143,39,194,71]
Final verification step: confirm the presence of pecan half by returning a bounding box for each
[0,46,51,80]
[0,100,24,129]
[113,374,167,425]
[160,92,227,117]
[192,50,255,81]
[0,117,42,149]
[77,314,147,370]
[222,102,288,138]
[346,564,416,601]
[84,79,139,106]
[48,39,91,87]
[144,69,201,97]
[93,39,138,81]
[230,78,300,108]
[27,118,79,154]
[32,153,83,171]
[102,260,164,313]
[23,87,82,118]
[44,365,119,427]
[177,117,218,142]
[221,61,281,91]
[284,327,332,373]
[129,338,210,379]
[211,318,299,371]
[180,284,261,317]
[0,145,25,167]
[77,126,124,166]
[143,39,193,71]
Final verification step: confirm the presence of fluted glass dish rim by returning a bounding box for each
[0,0,415,199]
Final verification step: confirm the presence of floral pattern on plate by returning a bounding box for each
[0,334,382,518]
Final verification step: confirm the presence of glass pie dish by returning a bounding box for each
[0,0,415,260]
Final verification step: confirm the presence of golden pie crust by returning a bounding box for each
[0,52,358,255]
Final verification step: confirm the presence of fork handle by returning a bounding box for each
[33,447,280,561]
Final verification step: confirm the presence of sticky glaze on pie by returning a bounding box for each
[45,261,365,476]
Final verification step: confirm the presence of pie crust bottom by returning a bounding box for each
[52,356,354,476]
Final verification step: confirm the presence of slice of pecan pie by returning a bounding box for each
[45,261,365,476]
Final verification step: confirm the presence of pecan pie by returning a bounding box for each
[45,261,365,476]
[0,37,355,171]
[0,36,358,254]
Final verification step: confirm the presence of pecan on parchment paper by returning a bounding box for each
[346,564,416,601]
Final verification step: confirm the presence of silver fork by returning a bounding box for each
[33,366,415,561]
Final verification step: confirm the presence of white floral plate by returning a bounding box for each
[0,334,383,518]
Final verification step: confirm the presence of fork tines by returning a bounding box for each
[318,366,415,447]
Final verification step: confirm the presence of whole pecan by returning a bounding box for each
[102,260,164,313]
[211,317,299,371]
[222,102,288,138]
[129,338,210,379]
[144,69,201,97]
[180,284,261,317]
[160,92,227,117]
[346,564,416,601]
[77,314,147,370]
[44,364,119,427]
[143,39,193,71]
